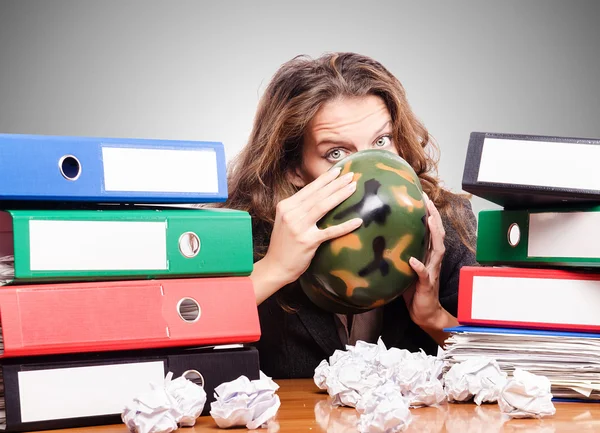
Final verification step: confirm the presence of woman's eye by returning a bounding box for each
[375,135,392,147]
[327,149,347,161]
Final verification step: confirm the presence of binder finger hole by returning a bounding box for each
[59,155,81,181]
[177,297,201,322]
[182,369,205,388]
[179,232,201,258]
[507,223,520,247]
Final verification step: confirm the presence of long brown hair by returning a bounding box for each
[218,52,476,259]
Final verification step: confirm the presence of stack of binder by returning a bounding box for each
[443,131,600,401]
[0,133,261,431]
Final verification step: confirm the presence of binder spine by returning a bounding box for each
[462,131,600,208]
[0,133,228,203]
[6,209,254,282]
[0,347,260,432]
[477,208,600,267]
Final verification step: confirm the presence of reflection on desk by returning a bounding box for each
[33,379,600,433]
[314,391,600,433]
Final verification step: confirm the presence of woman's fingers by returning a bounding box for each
[319,217,363,242]
[282,170,356,229]
[305,171,356,209]
[283,166,344,211]
[303,177,358,224]
[409,257,429,282]
[287,170,355,220]
[424,198,446,269]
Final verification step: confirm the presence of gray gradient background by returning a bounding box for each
[1,0,599,216]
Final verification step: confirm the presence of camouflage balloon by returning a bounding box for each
[299,149,430,314]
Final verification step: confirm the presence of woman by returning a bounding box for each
[219,52,477,379]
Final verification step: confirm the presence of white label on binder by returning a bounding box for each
[102,146,219,193]
[477,138,600,190]
[529,211,600,258]
[18,361,165,422]
[29,220,168,270]
[471,275,600,325]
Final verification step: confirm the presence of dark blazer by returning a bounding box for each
[252,197,478,379]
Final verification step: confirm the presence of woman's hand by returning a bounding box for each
[403,195,458,346]
[252,167,363,304]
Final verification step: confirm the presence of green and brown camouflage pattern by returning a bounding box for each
[299,149,430,314]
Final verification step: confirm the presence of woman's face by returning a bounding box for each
[291,94,398,187]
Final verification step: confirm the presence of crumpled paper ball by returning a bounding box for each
[164,373,209,426]
[498,368,556,418]
[355,381,412,433]
[444,357,508,405]
[389,350,446,408]
[314,339,387,407]
[314,338,445,409]
[210,371,281,429]
[122,372,207,433]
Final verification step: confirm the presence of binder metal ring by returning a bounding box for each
[58,155,82,181]
[507,223,521,247]
[182,369,205,388]
[177,297,201,323]
[178,232,201,258]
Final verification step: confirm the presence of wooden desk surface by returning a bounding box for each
[35,379,600,432]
